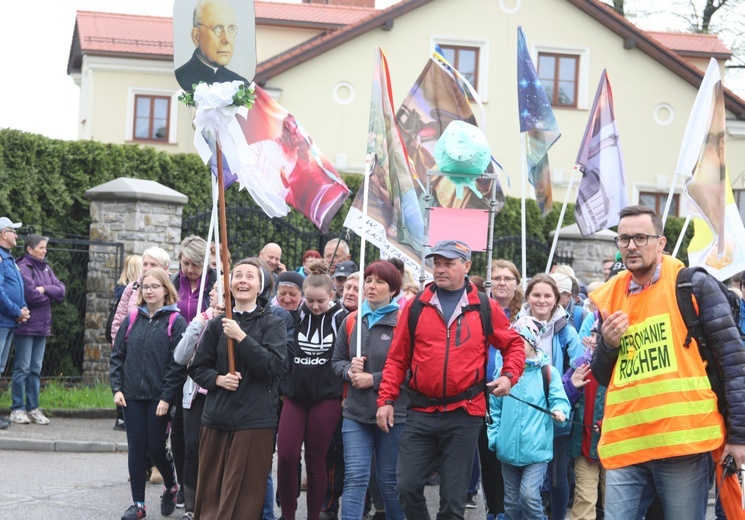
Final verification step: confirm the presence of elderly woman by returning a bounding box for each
[10,235,66,425]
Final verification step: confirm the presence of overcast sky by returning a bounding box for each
[2,0,741,141]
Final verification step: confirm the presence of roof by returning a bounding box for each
[67,2,377,73]
[647,31,732,59]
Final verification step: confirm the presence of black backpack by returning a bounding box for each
[675,266,743,421]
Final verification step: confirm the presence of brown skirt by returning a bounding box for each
[194,426,275,520]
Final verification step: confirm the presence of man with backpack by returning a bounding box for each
[590,205,745,520]
[376,239,525,519]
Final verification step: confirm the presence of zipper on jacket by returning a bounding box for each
[455,316,462,346]
[442,326,451,407]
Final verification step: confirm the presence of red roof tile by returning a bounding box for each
[256,2,376,26]
[647,31,731,57]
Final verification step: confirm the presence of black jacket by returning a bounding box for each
[188,303,286,431]
[283,301,344,401]
[110,304,187,404]
[175,50,248,91]
[592,269,745,443]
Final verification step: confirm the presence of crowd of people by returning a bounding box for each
[1,203,742,520]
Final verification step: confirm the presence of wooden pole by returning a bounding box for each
[215,142,235,374]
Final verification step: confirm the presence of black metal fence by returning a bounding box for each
[0,233,123,383]
[182,207,572,279]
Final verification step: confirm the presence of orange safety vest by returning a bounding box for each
[590,255,724,470]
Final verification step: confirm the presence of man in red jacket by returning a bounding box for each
[376,239,525,519]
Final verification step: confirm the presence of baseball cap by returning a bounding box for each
[425,240,471,261]
[551,273,573,295]
[332,260,358,279]
[0,217,21,230]
[608,251,626,279]
[511,316,546,348]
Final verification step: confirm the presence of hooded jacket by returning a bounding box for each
[109,304,187,404]
[517,304,584,375]
[0,247,25,328]
[189,302,286,431]
[332,307,407,424]
[284,301,344,401]
[171,267,217,324]
[16,255,66,337]
[488,352,570,466]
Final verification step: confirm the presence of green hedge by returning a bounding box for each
[0,128,690,257]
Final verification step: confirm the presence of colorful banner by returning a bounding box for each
[677,58,745,279]
[344,48,424,274]
[574,70,628,235]
[345,48,504,272]
[517,26,560,217]
[226,86,349,233]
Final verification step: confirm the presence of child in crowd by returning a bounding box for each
[488,316,570,520]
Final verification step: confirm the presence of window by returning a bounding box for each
[537,53,579,108]
[734,189,745,222]
[133,95,170,141]
[439,45,480,90]
[640,191,678,216]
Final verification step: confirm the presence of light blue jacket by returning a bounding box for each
[488,352,571,467]
[0,247,25,328]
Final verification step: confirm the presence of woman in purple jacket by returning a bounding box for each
[10,235,65,425]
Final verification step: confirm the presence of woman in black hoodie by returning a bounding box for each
[188,258,286,520]
[277,259,344,520]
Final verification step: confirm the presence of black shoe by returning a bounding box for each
[176,487,185,508]
[319,510,338,520]
[114,418,126,431]
[161,485,178,516]
[426,469,440,486]
[465,493,478,509]
[371,512,387,520]
[121,503,146,519]
[0,416,10,429]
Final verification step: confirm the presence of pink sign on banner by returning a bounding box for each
[428,207,489,251]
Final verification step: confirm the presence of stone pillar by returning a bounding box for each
[82,178,188,382]
[549,223,618,284]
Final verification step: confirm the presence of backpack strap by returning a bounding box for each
[125,310,179,342]
[346,310,358,345]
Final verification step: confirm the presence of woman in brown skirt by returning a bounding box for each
[188,258,287,519]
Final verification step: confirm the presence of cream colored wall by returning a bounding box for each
[263,0,745,217]
[256,26,324,61]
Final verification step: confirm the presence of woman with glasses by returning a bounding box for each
[110,268,187,520]
[10,234,66,426]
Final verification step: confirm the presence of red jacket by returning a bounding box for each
[377,281,525,417]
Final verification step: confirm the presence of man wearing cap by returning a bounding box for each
[376,239,525,519]
[0,218,29,429]
[551,272,588,332]
[331,260,357,301]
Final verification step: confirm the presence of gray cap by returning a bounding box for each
[332,260,358,279]
[425,240,471,261]
[0,217,21,230]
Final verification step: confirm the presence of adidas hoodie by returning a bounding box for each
[285,300,344,401]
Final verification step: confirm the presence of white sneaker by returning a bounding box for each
[10,410,30,424]
[27,409,49,425]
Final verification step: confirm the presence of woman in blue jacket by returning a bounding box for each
[110,268,187,520]
[11,234,65,426]
[489,315,570,520]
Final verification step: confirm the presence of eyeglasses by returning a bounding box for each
[2,228,17,235]
[492,276,517,284]
[614,234,661,248]
[141,284,164,292]
[195,23,237,39]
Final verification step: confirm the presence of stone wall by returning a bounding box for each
[82,178,188,383]
[551,223,618,286]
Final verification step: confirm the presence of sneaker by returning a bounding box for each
[0,416,10,429]
[114,418,126,431]
[121,503,146,520]
[179,514,193,520]
[161,484,178,516]
[176,487,185,508]
[10,410,30,424]
[496,514,506,520]
[319,511,338,520]
[465,493,478,509]
[27,408,50,425]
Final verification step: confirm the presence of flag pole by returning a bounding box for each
[520,133,528,291]
[661,173,679,230]
[485,168,499,298]
[671,215,691,259]
[215,142,235,374]
[545,167,578,273]
[196,175,218,314]
[355,154,373,359]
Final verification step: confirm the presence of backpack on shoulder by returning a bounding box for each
[675,266,743,421]
[124,310,179,342]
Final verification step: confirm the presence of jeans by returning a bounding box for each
[548,435,570,520]
[396,409,483,520]
[0,326,15,374]
[604,453,710,520]
[341,418,405,520]
[468,448,480,495]
[11,335,46,411]
[502,462,548,520]
[263,473,275,520]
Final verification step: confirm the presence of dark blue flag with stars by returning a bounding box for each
[517,26,560,216]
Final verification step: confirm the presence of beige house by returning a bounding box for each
[67,0,745,220]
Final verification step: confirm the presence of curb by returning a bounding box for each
[0,408,117,419]
[0,437,127,453]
